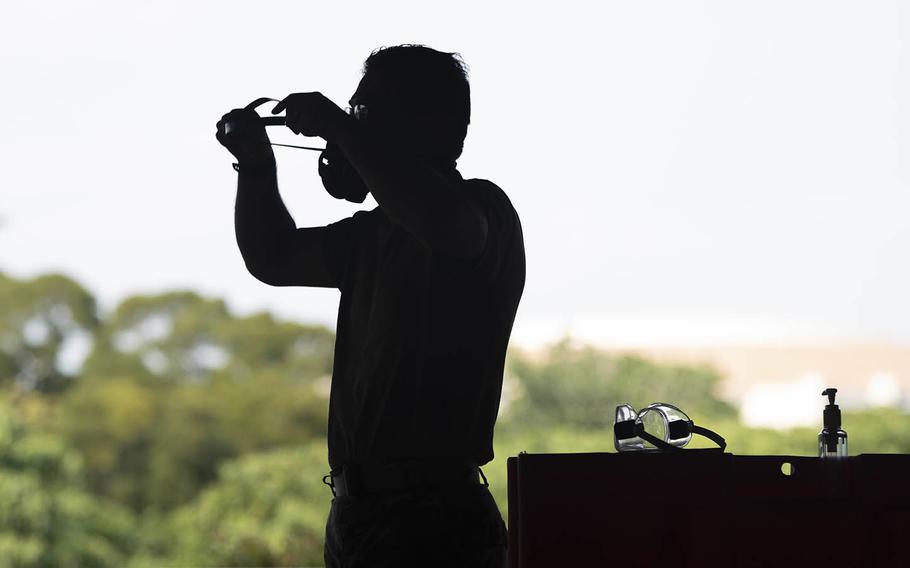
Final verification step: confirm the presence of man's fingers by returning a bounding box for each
[216,116,233,144]
[271,93,331,136]
[274,92,317,114]
[217,107,265,144]
[284,106,299,134]
[222,109,247,124]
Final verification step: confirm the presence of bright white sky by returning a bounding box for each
[3,1,909,349]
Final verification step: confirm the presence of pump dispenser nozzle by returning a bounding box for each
[819,387,847,458]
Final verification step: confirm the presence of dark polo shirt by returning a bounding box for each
[322,176,525,471]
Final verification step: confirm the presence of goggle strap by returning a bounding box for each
[242,96,325,152]
[620,420,727,452]
[244,97,280,111]
[614,420,637,440]
[634,424,684,452]
[691,424,727,451]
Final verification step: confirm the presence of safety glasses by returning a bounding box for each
[225,97,325,152]
[613,402,727,452]
[346,103,369,121]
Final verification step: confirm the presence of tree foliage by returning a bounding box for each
[0,394,137,567]
[133,442,332,568]
[502,337,737,431]
[0,272,98,392]
[2,270,910,567]
[82,291,334,386]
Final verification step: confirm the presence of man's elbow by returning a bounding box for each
[245,262,279,286]
[243,255,290,287]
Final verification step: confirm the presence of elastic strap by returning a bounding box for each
[691,424,727,451]
[631,421,726,451]
[246,96,324,151]
[635,425,684,451]
[245,97,279,111]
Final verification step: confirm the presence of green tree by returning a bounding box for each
[502,338,736,432]
[0,272,98,393]
[133,441,333,568]
[82,291,334,385]
[839,409,910,454]
[51,290,335,513]
[143,373,328,512]
[52,377,160,512]
[54,370,329,513]
[0,394,137,567]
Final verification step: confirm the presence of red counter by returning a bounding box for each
[506,452,910,567]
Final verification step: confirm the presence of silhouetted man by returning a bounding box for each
[216,45,525,567]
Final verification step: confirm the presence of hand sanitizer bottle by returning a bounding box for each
[818,388,848,459]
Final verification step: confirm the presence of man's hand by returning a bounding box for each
[272,92,353,142]
[216,108,275,167]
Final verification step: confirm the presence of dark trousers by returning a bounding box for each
[323,481,508,567]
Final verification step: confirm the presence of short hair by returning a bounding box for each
[363,44,471,161]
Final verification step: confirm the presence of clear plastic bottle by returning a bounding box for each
[818,388,848,458]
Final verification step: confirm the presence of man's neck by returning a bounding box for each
[429,160,461,181]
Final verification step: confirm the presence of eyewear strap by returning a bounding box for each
[631,421,727,452]
[245,96,325,152]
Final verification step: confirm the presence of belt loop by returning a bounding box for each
[322,473,336,497]
[478,466,489,487]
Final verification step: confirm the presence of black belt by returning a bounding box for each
[323,461,488,498]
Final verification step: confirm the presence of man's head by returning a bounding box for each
[351,45,471,167]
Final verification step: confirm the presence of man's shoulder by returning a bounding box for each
[464,177,504,195]
[354,205,383,219]
[463,178,520,224]
[334,206,383,228]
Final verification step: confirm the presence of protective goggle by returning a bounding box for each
[221,97,323,152]
[613,402,727,452]
[225,97,368,153]
[224,97,371,204]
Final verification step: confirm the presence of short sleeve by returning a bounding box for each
[434,179,524,284]
[321,208,375,289]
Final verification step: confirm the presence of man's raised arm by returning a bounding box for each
[217,108,337,288]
